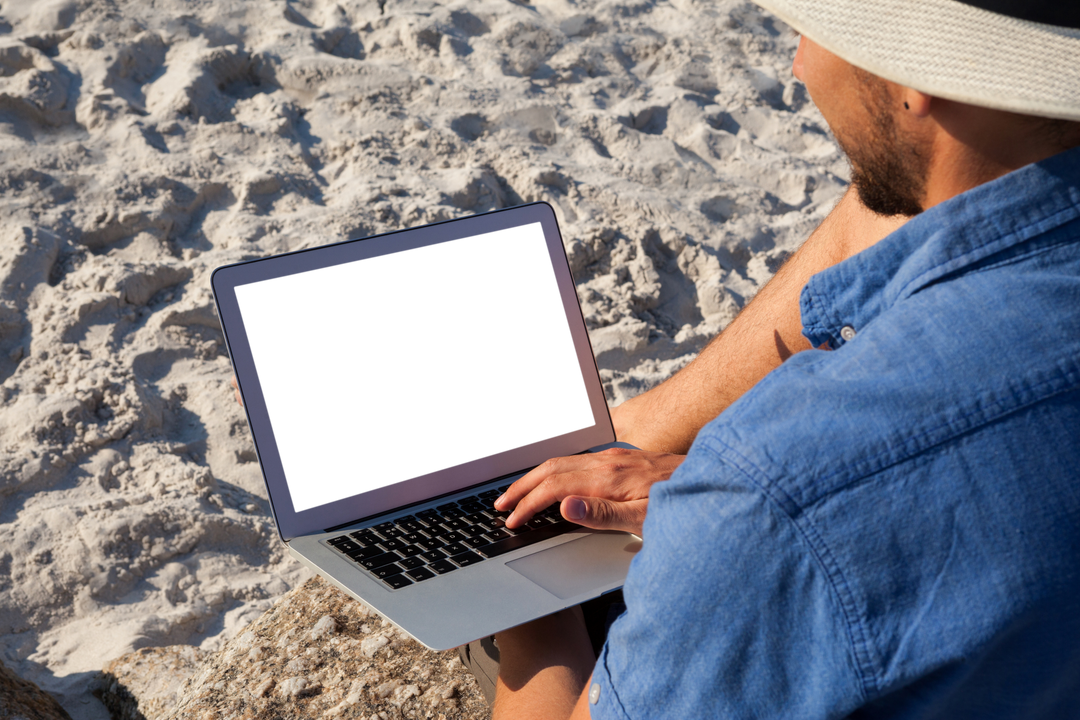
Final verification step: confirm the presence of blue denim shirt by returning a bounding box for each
[592,146,1080,719]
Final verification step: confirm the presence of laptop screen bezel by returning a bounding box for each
[212,203,614,541]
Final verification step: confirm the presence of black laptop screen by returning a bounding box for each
[234,220,594,513]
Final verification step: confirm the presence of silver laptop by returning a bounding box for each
[212,202,640,650]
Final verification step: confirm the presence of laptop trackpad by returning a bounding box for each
[506,532,642,600]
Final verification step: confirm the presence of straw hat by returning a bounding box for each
[752,0,1080,121]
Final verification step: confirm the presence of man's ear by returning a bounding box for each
[902,89,932,117]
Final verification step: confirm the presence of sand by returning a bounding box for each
[0,0,848,716]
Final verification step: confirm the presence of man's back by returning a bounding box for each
[592,146,1080,718]
[485,3,1080,716]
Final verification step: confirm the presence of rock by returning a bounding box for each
[101,576,490,719]
[0,658,72,719]
[97,645,208,720]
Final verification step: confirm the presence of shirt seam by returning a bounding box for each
[890,204,1080,305]
[698,436,881,700]
[597,642,633,720]
[695,362,1080,697]
[808,361,1080,500]
[932,231,1079,281]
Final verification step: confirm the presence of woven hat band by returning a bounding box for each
[753,0,1080,121]
[956,0,1080,29]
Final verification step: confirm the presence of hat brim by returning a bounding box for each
[754,0,1080,121]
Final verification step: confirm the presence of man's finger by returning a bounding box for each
[494,456,567,512]
[503,473,572,527]
[502,463,617,527]
[231,375,244,407]
[499,449,683,528]
[560,495,647,536]
[494,449,643,512]
[498,456,610,525]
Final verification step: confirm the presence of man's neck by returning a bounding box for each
[917,101,1080,210]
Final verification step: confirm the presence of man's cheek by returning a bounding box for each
[792,35,807,81]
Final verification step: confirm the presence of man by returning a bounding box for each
[486,0,1080,717]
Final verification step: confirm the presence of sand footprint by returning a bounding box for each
[0,41,72,127]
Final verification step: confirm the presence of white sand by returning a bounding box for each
[0,0,847,716]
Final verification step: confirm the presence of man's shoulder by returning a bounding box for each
[714,173,1080,503]
[706,233,1080,506]
[675,218,1080,710]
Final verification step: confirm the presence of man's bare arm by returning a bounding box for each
[613,187,909,453]
[496,189,908,534]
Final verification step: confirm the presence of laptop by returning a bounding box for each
[212,202,641,650]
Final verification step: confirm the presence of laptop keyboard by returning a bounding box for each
[324,486,575,590]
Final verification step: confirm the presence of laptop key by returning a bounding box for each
[461,525,488,538]
[479,489,501,499]
[438,531,465,543]
[359,551,403,570]
[331,539,361,554]
[399,556,426,570]
[406,567,436,582]
[478,521,575,559]
[381,574,412,590]
[437,502,459,511]
[449,551,483,567]
[345,545,384,561]
[416,537,444,551]
[442,541,467,556]
[327,535,353,547]
[378,539,406,552]
[372,563,404,579]
[377,527,404,539]
[399,545,424,558]
[350,531,379,546]
[484,529,510,542]
[429,559,457,574]
[457,495,481,505]
[497,485,511,493]
[420,549,446,563]
[463,536,490,549]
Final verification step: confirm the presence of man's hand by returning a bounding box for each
[231,375,243,407]
[494,447,683,536]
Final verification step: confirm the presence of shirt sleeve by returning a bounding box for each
[589,436,868,719]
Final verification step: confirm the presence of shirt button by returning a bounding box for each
[589,682,601,704]
[840,325,857,341]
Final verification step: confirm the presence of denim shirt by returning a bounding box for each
[591,146,1080,719]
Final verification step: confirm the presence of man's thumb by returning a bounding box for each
[560,496,644,535]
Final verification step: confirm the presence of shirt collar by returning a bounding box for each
[800,145,1080,350]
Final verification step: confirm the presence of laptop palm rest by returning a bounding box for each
[506,532,642,600]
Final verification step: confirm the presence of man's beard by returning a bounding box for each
[838,72,929,218]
